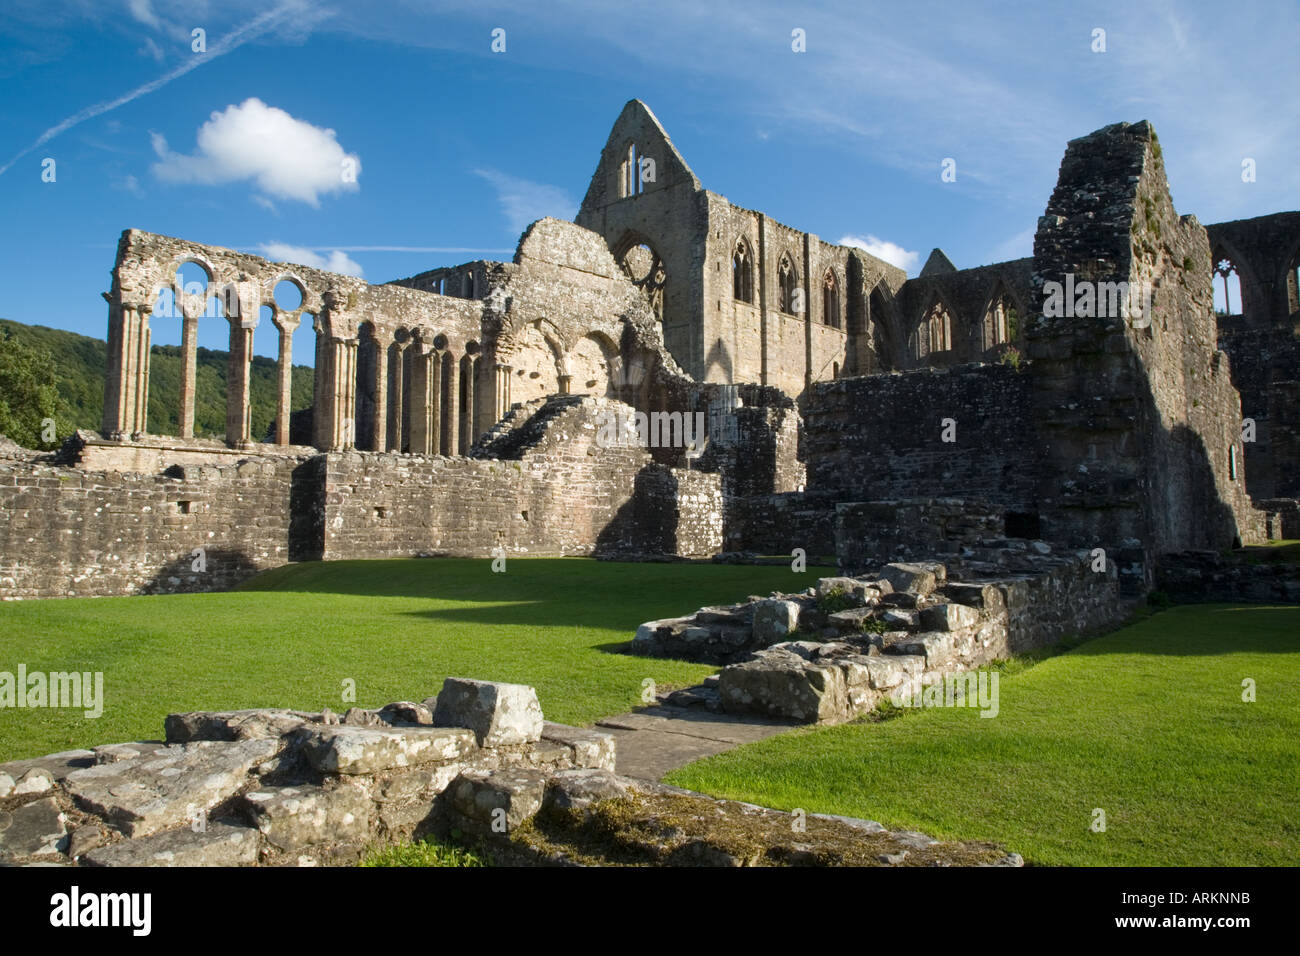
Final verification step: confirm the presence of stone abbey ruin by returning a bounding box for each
[2,99,1299,867]
[2,99,1296,600]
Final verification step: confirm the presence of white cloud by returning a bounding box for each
[0,2,316,177]
[838,234,920,273]
[259,242,364,277]
[473,168,575,237]
[127,0,162,30]
[151,98,361,206]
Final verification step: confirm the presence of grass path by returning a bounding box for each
[0,557,827,762]
[666,604,1300,866]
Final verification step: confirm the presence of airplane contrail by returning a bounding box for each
[0,3,305,177]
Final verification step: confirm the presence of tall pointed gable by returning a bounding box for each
[919,248,957,277]
[576,100,702,225]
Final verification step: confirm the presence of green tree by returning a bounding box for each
[0,329,75,448]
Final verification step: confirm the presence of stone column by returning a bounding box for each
[407,345,430,455]
[102,298,151,439]
[179,314,199,439]
[442,353,459,457]
[493,363,512,422]
[460,358,477,453]
[312,315,330,450]
[133,306,151,435]
[226,319,255,447]
[428,350,442,456]
[387,342,405,452]
[371,335,388,452]
[333,337,358,450]
[273,315,300,445]
[557,373,572,395]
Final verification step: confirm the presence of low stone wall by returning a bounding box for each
[1157,549,1300,604]
[0,396,721,599]
[0,455,314,599]
[633,548,1124,723]
[836,498,1007,568]
[723,490,838,557]
[0,678,616,866]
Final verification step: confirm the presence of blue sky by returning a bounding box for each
[0,0,1295,360]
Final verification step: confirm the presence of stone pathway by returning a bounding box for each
[595,703,799,780]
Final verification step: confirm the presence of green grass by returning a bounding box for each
[0,557,829,762]
[360,838,487,867]
[666,604,1300,866]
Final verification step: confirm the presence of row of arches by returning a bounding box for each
[731,238,842,328]
[351,325,482,455]
[888,283,1023,369]
[1205,234,1300,323]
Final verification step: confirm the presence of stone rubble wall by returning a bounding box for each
[0,678,617,867]
[802,364,1039,510]
[0,396,721,599]
[633,549,1123,723]
[1157,549,1300,604]
[0,454,314,599]
[835,497,1007,568]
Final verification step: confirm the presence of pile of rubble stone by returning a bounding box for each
[0,677,614,866]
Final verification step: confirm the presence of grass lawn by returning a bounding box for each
[0,557,828,762]
[666,604,1300,866]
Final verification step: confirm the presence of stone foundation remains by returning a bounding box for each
[633,545,1123,724]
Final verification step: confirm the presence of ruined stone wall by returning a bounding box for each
[803,364,1040,510]
[0,455,312,600]
[835,498,1007,569]
[1028,122,1260,568]
[896,258,1033,369]
[722,491,838,558]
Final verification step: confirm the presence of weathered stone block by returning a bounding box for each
[0,796,67,859]
[919,603,982,631]
[298,725,476,775]
[543,768,630,812]
[718,651,848,723]
[752,598,800,644]
[64,738,281,838]
[433,678,544,746]
[540,722,617,771]
[240,783,373,852]
[82,822,261,867]
[165,709,312,744]
[449,768,548,833]
[880,563,939,596]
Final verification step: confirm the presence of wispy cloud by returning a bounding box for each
[0,0,323,177]
[473,168,576,238]
[151,97,361,206]
[259,242,364,277]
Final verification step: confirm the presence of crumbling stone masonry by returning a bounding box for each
[0,677,1020,867]
[633,547,1122,724]
[0,104,1294,602]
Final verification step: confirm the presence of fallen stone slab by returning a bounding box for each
[297,725,476,775]
[165,709,315,744]
[239,783,373,852]
[11,767,54,795]
[543,768,631,812]
[433,678,543,746]
[0,749,95,783]
[449,768,548,833]
[919,603,982,631]
[0,796,67,859]
[82,822,261,867]
[63,738,282,838]
[540,723,617,771]
[92,741,167,764]
[880,563,940,596]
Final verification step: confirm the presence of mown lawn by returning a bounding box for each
[0,557,827,762]
[667,604,1300,866]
